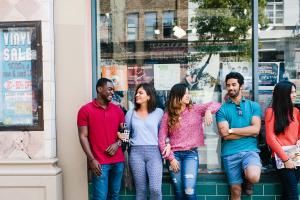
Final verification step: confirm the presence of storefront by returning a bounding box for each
[0,0,299,199]
[92,0,300,199]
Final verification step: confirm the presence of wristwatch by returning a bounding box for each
[228,129,234,134]
[117,140,122,147]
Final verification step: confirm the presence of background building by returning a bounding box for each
[260,0,300,81]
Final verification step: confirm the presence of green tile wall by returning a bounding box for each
[89,173,300,199]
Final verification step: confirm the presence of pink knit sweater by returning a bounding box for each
[158,102,221,161]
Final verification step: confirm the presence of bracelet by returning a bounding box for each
[165,138,170,144]
[89,158,95,163]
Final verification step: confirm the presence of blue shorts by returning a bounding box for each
[222,151,262,185]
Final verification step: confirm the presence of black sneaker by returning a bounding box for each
[242,179,253,195]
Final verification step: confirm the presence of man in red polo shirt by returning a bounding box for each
[77,78,125,200]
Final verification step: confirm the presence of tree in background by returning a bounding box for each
[186,0,268,87]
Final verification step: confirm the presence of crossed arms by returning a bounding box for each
[217,116,261,140]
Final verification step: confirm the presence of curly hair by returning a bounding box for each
[225,72,244,86]
[166,83,192,131]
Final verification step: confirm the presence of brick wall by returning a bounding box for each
[99,0,189,41]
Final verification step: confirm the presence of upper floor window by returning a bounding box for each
[99,14,112,42]
[127,13,139,41]
[163,11,175,38]
[266,0,284,25]
[144,12,157,40]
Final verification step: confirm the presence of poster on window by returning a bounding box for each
[154,64,180,90]
[258,90,273,117]
[101,65,128,91]
[127,64,154,89]
[182,54,219,89]
[0,24,41,127]
[258,62,280,90]
[127,90,170,111]
[221,62,252,91]
[180,54,220,103]
[290,79,300,105]
[220,62,252,101]
[112,91,128,113]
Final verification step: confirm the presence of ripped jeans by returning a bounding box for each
[168,148,199,200]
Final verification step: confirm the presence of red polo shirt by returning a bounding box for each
[77,99,125,164]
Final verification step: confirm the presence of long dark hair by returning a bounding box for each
[134,83,157,113]
[272,81,296,135]
[166,83,192,131]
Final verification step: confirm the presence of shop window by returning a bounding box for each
[0,21,43,131]
[95,0,278,173]
[144,12,157,40]
[266,0,284,25]
[127,13,139,41]
[163,11,174,38]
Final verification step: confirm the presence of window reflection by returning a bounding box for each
[266,0,284,25]
[144,12,157,40]
[127,13,139,41]
[259,0,300,169]
[99,14,112,42]
[96,0,261,172]
[163,11,175,38]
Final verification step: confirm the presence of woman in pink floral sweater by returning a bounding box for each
[158,83,220,200]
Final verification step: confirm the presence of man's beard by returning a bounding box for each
[104,97,112,103]
[101,94,112,103]
[228,89,240,98]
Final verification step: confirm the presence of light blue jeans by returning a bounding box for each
[92,162,124,200]
[168,148,199,200]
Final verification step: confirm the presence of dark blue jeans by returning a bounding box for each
[92,162,124,200]
[277,167,300,200]
[168,149,199,200]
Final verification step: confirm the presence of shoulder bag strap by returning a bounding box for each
[128,109,134,138]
